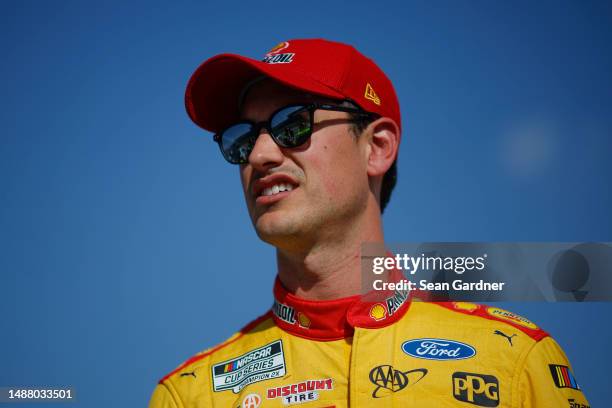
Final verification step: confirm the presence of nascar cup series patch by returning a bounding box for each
[212,340,286,393]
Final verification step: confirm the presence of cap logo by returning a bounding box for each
[266,41,290,55]
[364,83,381,105]
[263,41,294,64]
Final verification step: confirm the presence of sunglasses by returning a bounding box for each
[213,102,374,164]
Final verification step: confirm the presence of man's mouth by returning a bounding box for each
[252,174,299,204]
[260,183,295,197]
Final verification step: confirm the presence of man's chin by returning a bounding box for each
[254,219,293,239]
[253,214,302,246]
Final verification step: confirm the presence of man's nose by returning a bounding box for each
[248,129,284,171]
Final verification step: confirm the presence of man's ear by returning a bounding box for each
[365,117,401,177]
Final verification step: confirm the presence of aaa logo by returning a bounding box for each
[368,365,428,398]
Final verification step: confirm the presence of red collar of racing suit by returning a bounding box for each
[271,276,413,341]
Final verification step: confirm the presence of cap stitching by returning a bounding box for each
[336,45,355,93]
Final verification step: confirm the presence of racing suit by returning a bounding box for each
[149,278,590,407]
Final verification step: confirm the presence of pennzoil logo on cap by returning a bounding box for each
[266,41,290,55]
[263,41,294,64]
[364,83,381,105]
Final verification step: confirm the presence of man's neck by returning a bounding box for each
[276,205,385,300]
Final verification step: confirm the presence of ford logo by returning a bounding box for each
[401,338,476,361]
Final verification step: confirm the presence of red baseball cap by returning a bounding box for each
[185,38,401,133]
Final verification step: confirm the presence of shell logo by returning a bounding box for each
[242,393,261,408]
[297,312,311,328]
[369,303,387,321]
[453,302,478,312]
[266,41,290,56]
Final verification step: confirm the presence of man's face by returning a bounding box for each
[239,80,372,250]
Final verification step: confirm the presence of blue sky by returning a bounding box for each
[1,1,610,406]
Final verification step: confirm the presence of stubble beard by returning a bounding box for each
[251,190,369,255]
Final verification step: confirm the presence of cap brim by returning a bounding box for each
[185,54,345,133]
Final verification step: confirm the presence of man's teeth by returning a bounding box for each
[261,183,294,197]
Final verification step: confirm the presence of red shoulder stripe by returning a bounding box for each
[435,302,549,341]
[159,310,273,383]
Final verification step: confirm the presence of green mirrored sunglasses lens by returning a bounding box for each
[220,123,256,163]
[270,106,312,147]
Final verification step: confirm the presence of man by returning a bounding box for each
[149,39,589,407]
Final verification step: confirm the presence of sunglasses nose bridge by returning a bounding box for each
[252,120,271,137]
[247,121,285,168]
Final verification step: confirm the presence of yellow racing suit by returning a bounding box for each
[149,278,590,407]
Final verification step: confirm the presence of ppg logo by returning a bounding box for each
[452,372,499,407]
